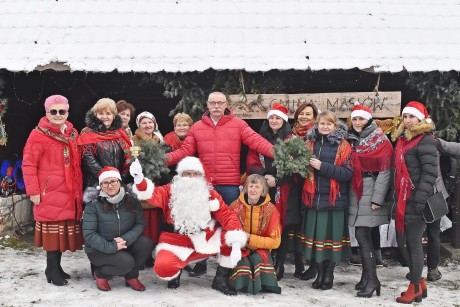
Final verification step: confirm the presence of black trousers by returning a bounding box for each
[396,221,426,284]
[426,218,441,270]
[87,236,153,279]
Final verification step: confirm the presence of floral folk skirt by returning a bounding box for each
[298,208,350,263]
[34,220,83,252]
[229,249,281,295]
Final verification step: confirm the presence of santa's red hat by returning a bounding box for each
[176,157,205,176]
[98,166,121,185]
[267,103,289,122]
[402,101,432,123]
[351,102,372,120]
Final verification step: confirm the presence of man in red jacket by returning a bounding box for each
[166,91,274,276]
[130,157,246,295]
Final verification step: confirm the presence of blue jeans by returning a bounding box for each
[213,185,240,205]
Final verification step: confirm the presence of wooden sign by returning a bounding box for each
[228,92,401,119]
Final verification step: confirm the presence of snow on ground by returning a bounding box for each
[0,235,459,307]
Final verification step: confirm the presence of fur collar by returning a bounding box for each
[84,111,123,132]
[306,121,348,145]
[391,119,435,141]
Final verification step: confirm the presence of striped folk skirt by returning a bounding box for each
[229,250,281,295]
[34,220,83,252]
[298,208,350,263]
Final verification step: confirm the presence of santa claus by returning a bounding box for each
[130,156,246,295]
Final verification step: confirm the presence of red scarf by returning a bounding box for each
[351,128,393,201]
[302,139,352,207]
[78,127,132,173]
[292,122,314,139]
[394,134,424,234]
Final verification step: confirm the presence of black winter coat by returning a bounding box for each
[306,122,353,211]
[81,112,129,189]
[82,194,145,254]
[390,132,438,224]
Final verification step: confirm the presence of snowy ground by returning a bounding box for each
[0,234,459,307]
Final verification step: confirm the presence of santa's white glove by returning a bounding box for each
[129,159,144,184]
[230,242,242,267]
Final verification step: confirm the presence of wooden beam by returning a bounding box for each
[229,91,401,119]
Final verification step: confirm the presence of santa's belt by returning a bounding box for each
[163,223,204,236]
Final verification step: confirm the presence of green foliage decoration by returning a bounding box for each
[135,141,170,180]
[406,71,460,141]
[273,137,313,178]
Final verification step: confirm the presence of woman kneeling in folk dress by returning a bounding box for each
[228,174,282,294]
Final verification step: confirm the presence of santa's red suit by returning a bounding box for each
[133,178,246,280]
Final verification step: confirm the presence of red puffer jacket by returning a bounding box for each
[167,110,274,186]
[22,118,83,222]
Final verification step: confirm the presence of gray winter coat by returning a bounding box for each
[347,121,390,227]
[83,193,145,254]
[436,138,460,199]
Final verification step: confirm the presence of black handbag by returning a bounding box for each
[422,187,449,223]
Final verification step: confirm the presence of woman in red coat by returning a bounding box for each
[22,95,83,286]
[164,113,193,151]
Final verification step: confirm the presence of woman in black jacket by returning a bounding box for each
[299,111,353,290]
[82,166,153,292]
[391,101,437,304]
[79,98,132,201]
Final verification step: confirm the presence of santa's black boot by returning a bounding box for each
[212,266,236,296]
[188,259,207,277]
[167,270,181,289]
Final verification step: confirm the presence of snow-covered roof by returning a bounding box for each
[1,0,459,73]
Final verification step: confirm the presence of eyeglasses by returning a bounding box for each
[175,124,190,128]
[207,101,227,106]
[100,180,120,188]
[48,109,68,116]
[181,171,203,178]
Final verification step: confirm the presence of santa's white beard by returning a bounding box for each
[169,176,212,235]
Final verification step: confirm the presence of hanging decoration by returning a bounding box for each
[0,98,7,146]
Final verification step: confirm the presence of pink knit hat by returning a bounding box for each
[44,95,69,112]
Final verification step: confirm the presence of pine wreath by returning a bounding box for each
[135,141,170,180]
[273,136,313,178]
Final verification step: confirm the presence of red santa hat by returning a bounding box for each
[351,102,372,120]
[176,157,205,176]
[98,166,122,185]
[267,103,289,122]
[402,101,432,123]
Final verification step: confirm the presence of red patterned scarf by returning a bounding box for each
[351,128,393,201]
[78,127,132,173]
[302,139,352,207]
[394,134,424,234]
[292,122,314,139]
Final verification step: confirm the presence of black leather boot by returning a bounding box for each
[212,266,236,296]
[167,270,181,289]
[188,259,207,277]
[293,252,305,278]
[321,261,335,290]
[45,251,68,286]
[357,252,381,297]
[312,261,325,289]
[56,252,71,279]
[355,267,368,290]
[298,263,317,281]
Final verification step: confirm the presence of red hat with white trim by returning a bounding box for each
[98,166,122,185]
[351,102,372,120]
[402,101,432,123]
[267,103,289,122]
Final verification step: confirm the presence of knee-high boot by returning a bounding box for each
[312,261,325,289]
[321,261,335,290]
[293,252,305,278]
[56,252,71,279]
[45,251,68,286]
[274,246,287,281]
[357,252,381,297]
[212,266,236,296]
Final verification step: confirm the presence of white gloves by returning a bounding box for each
[130,159,145,184]
[230,242,242,267]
